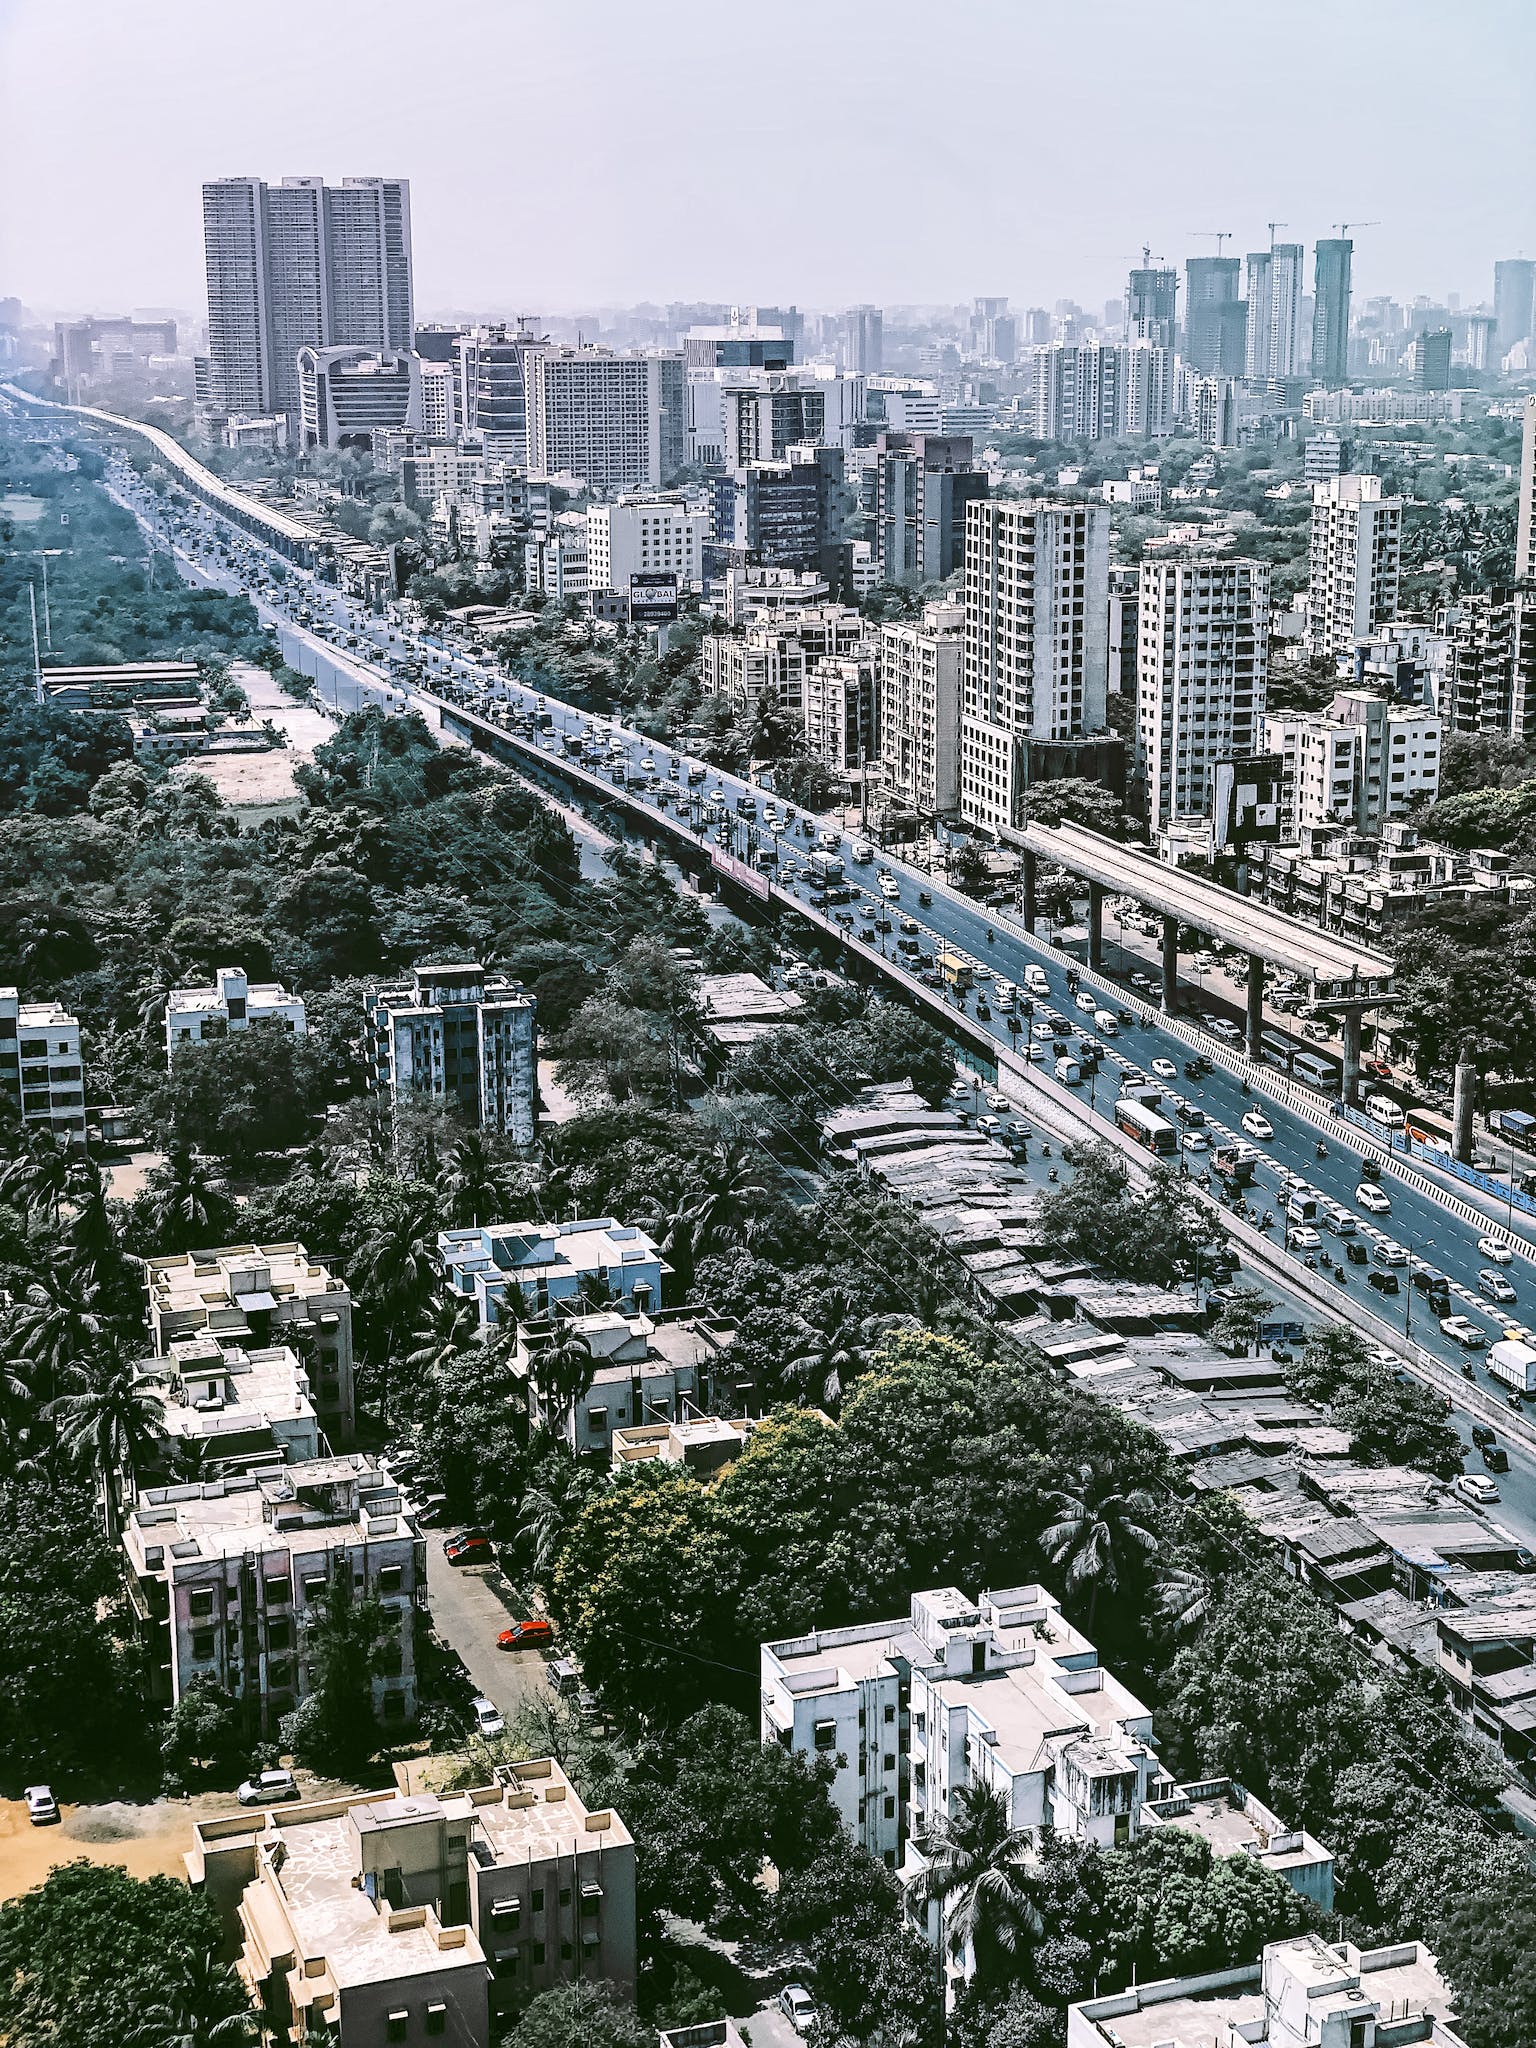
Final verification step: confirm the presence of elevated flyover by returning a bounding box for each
[1018,821,1395,1101]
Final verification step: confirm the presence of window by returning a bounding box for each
[191,1630,216,1661]
[189,1587,216,1618]
[884,1795,896,1819]
[378,1564,403,1594]
[382,1690,406,1721]
[264,1577,290,1606]
[813,1720,837,1751]
[267,1619,291,1652]
[532,1941,546,1965]
[558,1887,571,1907]
[531,1887,545,1913]
[387,2014,408,2042]
[425,2007,446,2038]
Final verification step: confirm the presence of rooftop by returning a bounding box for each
[125,1455,411,1574]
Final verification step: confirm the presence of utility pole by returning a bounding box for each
[28,585,43,701]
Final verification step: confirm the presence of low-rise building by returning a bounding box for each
[1265,689,1440,838]
[140,1336,323,1478]
[1066,1933,1467,2048]
[1255,822,1529,948]
[144,1243,355,1450]
[0,989,84,1139]
[514,1306,738,1454]
[124,1454,422,1735]
[188,1759,636,2044]
[1142,1776,1335,1910]
[611,1414,757,1476]
[438,1218,667,1336]
[700,627,807,715]
[165,966,307,1058]
[366,962,536,1144]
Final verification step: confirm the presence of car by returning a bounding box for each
[1182,1129,1211,1153]
[976,1114,1001,1134]
[1484,1443,1512,1472]
[23,1785,58,1825]
[985,1092,1009,1111]
[779,1986,820,2035]
[1367,1269,1401,1295]
[1345,1240,1369,1264]
[900,917,920,935]
[444,1533,492,1567]
[1151,1058,1178,1080]
[1440,1315,1488,1348]
[1130,972,1158,994]
[1480,1270,1519,1304]
[1300,1020,1333,1044]
[1478,1237,1516,1265]
[1075,990,1098,1012]
[1456,1472,1501,1506]
[1373,1241,1408,1267]
[497,1618,555,1651]
[238,1769,299,1807]
[1184,1057,1213,1079]
[1356,1184,1393,1214]
[1027,1044,1047,1063]
[1287,1226,1322,1251]
[470,1697,506,1740]
[1364,1058,1395,1080]
[1240,1110,1274,1141]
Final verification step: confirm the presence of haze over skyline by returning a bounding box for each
[2,0,1533,323]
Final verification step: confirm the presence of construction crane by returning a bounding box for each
[1191,231,1233,255]
[1331,220,1379,237]
[1266,220,1288,247]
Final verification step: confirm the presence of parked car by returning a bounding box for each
[470,1697,506,1740]
[444,1533,492,1567]
[1456,1472,1501,1506]
[23,1785,58,1825]
[779,1986,820,2036]
[238,1769,298,1807]
[497,1618,555,1651]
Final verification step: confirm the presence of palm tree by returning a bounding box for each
[527,1325,596,1440]
[516,1460,598,1583]
[908,1782,1045,1993]
[125,1943,259,2047]
[685,1139,770,1257]
[0,1342,38,1477]
[405,1297,480,1380]
[351,1193,443,1361]
[785,1288,879,1409]
[442,1129,518,1229]
[0,1127,73,1224]
[144,1144,235,1254]
[1040,1460,1160,1630]
[51,1358,167,1534]
[11,1264,107,1407]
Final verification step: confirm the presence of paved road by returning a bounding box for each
[423,1544,550,1724]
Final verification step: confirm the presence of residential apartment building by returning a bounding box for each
[437,1218,667,1336]
[1126,265,1177,350]
[1188,372,1237,448]
[142,1336,324,1480]
[1068,1935,1468,2048]
[1440,594,1519,736]
[366,962,536,1144]
[802,653,878,776]
[874,433,987,587]
[1031,343,1126,442]
[145,1243,355,1450]
[959,499,1110,837]
[523,513,589,606]
[1142,1777,1334,1909]
[880,600,965,817]
[587,496,709,596]
[1184,254,1245,376]
[200,175,412,428]
[296,346,422,451]
[761,1585,1156,1896]
[165,966,306,1059]
[1310,239,1354,386]
[1413,326,1454,392]
[700,627,807,716]
[1124,342,1175,437]
[402,443,488,507]
[123,1454,422,1734]
[418,357,456,439]
[189,1759,636,2043]
[515,1306,737,1455]
[522,345,686,492]
[1305,474,1403,661]
[1244,242,1304,386]
[1265,690,1440,837]
[0,990,84,1139]
[1137,556,1270,832]
[1303,429,1344,483]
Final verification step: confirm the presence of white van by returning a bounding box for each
[1055,1056,1083,1086]
[1023,965,1050,996]
[851,841,873,864]
[1365,1094,1406,1131]
[1095,1009,1120,1037]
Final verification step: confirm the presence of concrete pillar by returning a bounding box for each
[1246,954,1265,1060]
[1452,1051,1478,1163]
[1341,1010,1362,1106]
[1021,848,1037,934]
[1161,914,1179,1013]
[1088,882,1105,971]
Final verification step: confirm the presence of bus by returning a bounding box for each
[939,951,974,991]
[1115,1099,1179,1156]
[1292,1050,1340,1092]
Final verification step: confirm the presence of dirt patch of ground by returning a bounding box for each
[170,660,336,809]
[104,1149,164,1202]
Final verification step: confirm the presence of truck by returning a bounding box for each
[939,951,974,991]
[1491,1109,1536,1145]
[1212,1144,1256,1190]
[809,850,845,887]
[1489,1339,1536,1397]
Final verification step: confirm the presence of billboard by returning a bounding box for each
[629,571,679,624]
[1211,752,1284,854]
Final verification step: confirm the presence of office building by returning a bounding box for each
[145,1242,355,1450]
[880,601,964,817]
[839,305,883,375]
[366,963,536,1144]
[1137,557,1270,832]
[52,315,178,394]
[684,325,793,370]
[456,322,547,464]
[802,653,878,777]
[438,1217,667,1335]
[296,347,421,451]
[124,1454,419,1734]
[1413,327,1453,392]
[959,499,1110,836]
[515,1305,738,1455]
[1306,474,1403,661]
[1126,263,1177,349]
[0,992,84,1141]
[1310,239,1353,386]
[1068,1935,1468,2048]
[188,1760,636,2043]
[200,176,412,427]
[587,495,709,596]
[165,966,306,1060]
[875,433,987,586]
[522,346,686,492]
[1265,689,1440,837]
[1184,255,1245,374]
[1495,258,1536,355]
[969,296,1017,362]
[1189,373,1237,448]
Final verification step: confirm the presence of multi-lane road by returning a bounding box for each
[81,437,1536,1517]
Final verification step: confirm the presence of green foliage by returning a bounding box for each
[1288,1325,1464,1478]
[504,1981,654,2048]
[281,1568,391,1775]
[141,1023,329,1171]
[159,1677,248,1789]
[1038,1142,1221,1288]
[1096,1827,1316,1988]
[775,1841,944,2047]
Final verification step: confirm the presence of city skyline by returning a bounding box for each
[2,0,1532,321]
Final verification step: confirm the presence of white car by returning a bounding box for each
[1480,1270,1519,1305]
[1240,1110,1274,1141]
[985,1092,1009,1111]
[24,1785,58,1825]
[976,1115,1001,1134]
[1356,1184,1393,1215]
[1456,1472,1501,1506]
[1075,990,1098,1012]
[879,877,901,900]
[779,1987,820,2036]
[1440,1315,1487,1349]
[1287,1226,1322,1251]
[1208,1019,1242,1044]
[1478,1237,1515,1265]
[1182,1130,1210,1153]
[471,1697,506,1740]
[238,1769,299,1807]
[1375,1241,1408,1267]
[1151,1058,1178,1081]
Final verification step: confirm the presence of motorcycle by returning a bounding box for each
[1332,1269,1347,1286]
[1259,1211,1275,1230]
[986,927,995,943]
[1462,1361,1476,1380]
[1316,1141,1328,1161]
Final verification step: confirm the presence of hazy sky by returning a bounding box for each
[3,0,1533,324]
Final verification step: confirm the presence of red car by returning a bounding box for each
[497,1618,555,1651]
[443,1534,492,1567]
[1364,1058,1394,1081]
